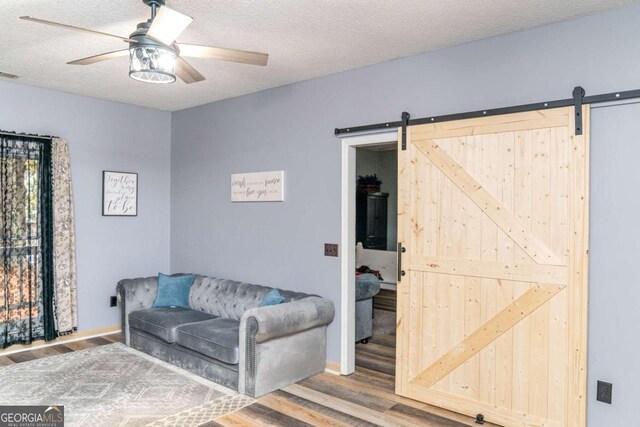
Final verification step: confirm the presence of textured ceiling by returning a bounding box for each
[0,0,635,111]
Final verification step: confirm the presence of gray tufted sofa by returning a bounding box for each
[116,274,335,397]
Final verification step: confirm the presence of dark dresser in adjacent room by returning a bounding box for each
[356,191,388,250]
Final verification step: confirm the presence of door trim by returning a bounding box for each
[339,130,398,375]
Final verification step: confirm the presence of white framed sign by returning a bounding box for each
[102,171,138,216]
[231,170,284,202]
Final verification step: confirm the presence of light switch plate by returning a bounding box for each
[324,243,339,257]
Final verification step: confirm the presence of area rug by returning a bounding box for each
[0,343,253,426]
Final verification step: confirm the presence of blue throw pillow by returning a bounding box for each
[153,273,195,308]
[260,288,285,307]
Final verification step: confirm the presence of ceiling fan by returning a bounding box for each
[20,0,269,84]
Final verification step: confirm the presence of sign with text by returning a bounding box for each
[102,171,138,216]
[231,170,284,202]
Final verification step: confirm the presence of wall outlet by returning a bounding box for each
[324,243,339,257]
[597,380,612,404]
[110,296,118,307]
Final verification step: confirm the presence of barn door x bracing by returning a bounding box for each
[396,106,589,427]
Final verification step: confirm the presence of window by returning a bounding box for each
[1,134,54,347]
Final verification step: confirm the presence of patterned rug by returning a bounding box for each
[0,343,254,426]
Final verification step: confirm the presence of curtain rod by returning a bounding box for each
[0,130,57,141]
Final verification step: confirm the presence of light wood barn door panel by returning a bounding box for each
[395,107,589,427]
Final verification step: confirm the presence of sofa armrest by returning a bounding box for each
[240,296,334,343]
[116,276,159,345]
[238,296,335,396]
[355,273,381,301]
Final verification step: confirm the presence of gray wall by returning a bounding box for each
[589,101,640,427]
[171,4,640,424]
[356,148,397,250]
[0,80,171,332]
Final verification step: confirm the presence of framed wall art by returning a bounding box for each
[231,170,284,202]
[102,170,138,216]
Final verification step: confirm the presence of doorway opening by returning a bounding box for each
[339,130,398,375]
[355,142,397,333]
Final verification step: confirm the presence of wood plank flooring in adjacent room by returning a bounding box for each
[0,333,495,426]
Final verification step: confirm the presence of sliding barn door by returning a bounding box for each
[395,106,589,427]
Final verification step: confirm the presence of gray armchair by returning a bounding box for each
[355,273,381,343]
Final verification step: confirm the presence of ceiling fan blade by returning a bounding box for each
[178,44,268,66]
[176,57,205,84]
[20,16,135,43]
[147,7,193,46]
[67,50,129,66]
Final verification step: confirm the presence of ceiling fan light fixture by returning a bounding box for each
[129,45,176,84]
[21,0,269,86]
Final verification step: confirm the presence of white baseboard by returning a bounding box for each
[0,324,121,357]
[325,360,341,375]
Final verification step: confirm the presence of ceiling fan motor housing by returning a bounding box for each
[129,20,176,54]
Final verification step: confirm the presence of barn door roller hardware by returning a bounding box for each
[335,85,640,148]
[401,111,410,150]
[573,86,585,135]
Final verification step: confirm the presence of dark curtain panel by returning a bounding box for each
[0,134,55,348]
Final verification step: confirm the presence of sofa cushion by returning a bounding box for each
[176,318,240,364]
[129,307,216,343]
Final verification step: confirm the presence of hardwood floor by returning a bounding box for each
[0,335,120,366]
[373,289,397,312]
[0,332,493,426]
